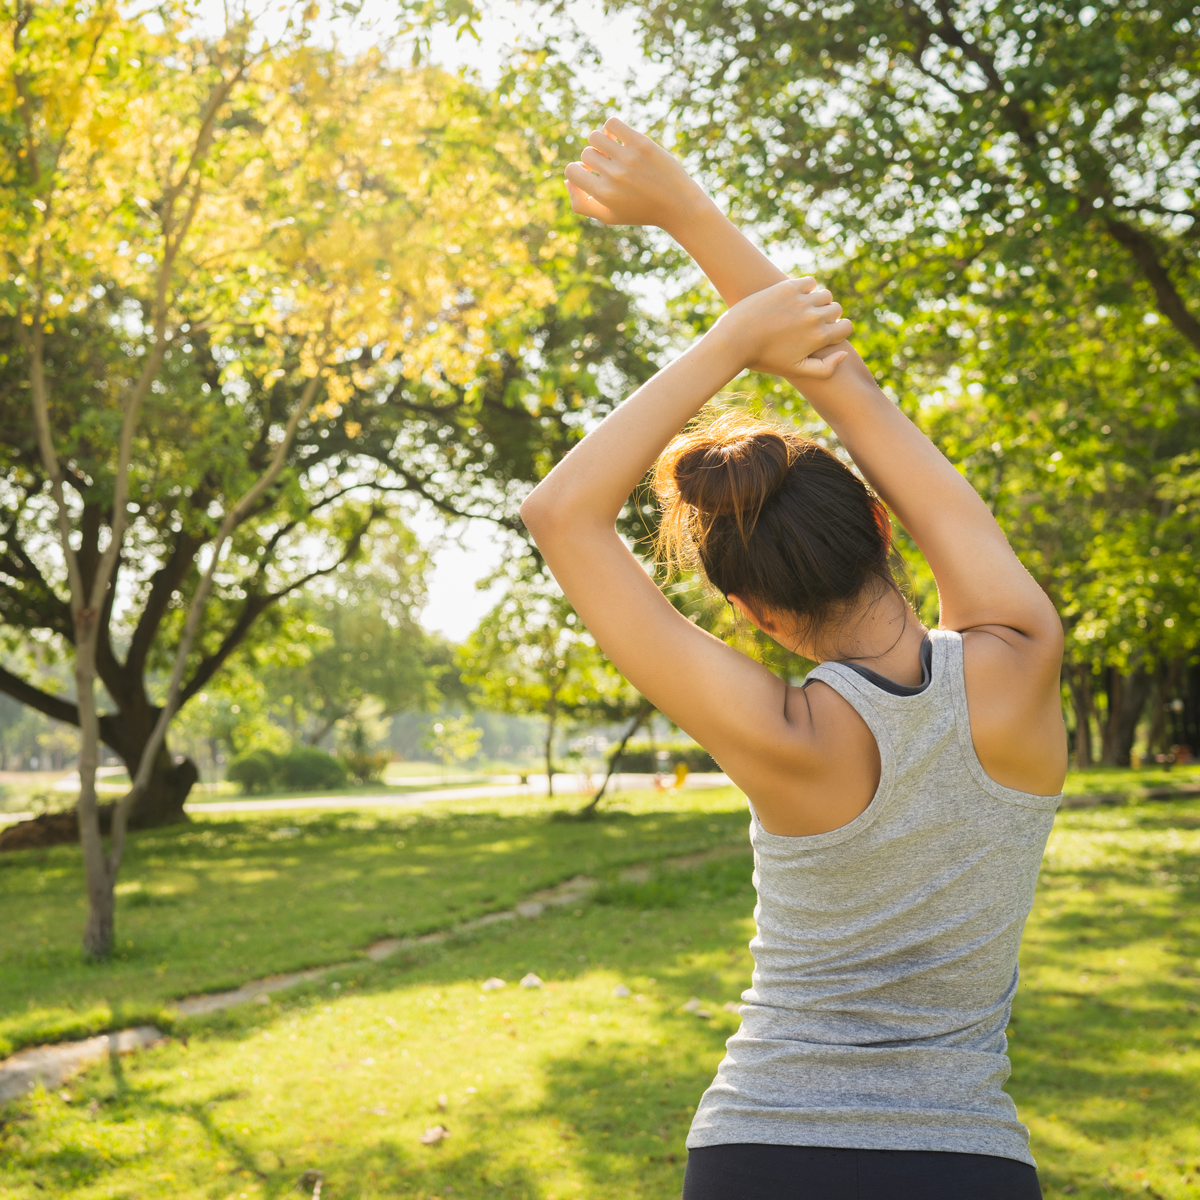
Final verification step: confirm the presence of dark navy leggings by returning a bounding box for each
[683,1144,1043,1199]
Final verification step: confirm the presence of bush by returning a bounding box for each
[340,747,391,785]
[610,742,718,774]
[277,746,348,791]
[227,749,280,794]
[227,746,348,794]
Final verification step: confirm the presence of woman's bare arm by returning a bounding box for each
[565,119,1061,646]
[520,281,857,816]
[567,120,1066,795]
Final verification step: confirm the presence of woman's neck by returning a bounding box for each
[814,591,928,687]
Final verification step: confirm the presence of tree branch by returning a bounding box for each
[1104,216,1200,354]
[0,664,79,727]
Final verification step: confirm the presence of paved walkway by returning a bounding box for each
[181,773,732,815]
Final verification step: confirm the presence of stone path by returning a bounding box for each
[0,1028,166,1102]
[0,847,737,1103]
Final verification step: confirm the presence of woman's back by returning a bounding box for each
[689,631,1059,1166]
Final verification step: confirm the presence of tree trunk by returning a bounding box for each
[544,695,557,799]
[1065,664,1095,770]
[98,709,196,827]
[1112,666,1152,768]
[579,698,654,818]
[1146,660,1177,758]
[83,874,115,957]
[1099,666,1122,765]
[1173,660,1200,756]
[74,623,116,959]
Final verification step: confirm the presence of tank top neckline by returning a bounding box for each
[836,633,933,697]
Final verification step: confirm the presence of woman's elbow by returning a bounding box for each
[520,489,564,542]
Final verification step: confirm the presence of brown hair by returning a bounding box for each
[653,408,896,639]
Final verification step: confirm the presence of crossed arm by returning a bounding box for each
[523,120,1066,806]
[564,119,1062,649]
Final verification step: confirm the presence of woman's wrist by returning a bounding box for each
[699,311,753,378]
[657,185,723,240]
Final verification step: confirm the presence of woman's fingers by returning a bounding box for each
[602,116,638,143]
[579,146,613,173]
[565,161,606,192]
[792,351,849,379]
[565,179,615,222]
[586,127,619,156]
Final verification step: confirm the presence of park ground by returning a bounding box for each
[1,771,1199,1199]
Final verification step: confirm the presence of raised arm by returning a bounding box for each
[520,280,854,814]
[567,120,1066,797]
[565,119,1061,648]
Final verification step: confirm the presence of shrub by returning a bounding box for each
[610,742,718,773]
[340,747,391,785]
[227,746,347,794]
[277,746,348,791]
[227,749,280,794]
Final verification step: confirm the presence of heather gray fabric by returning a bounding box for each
[687,629,1060,1167]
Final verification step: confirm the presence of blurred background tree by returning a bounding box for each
[0,0,660,838]
[605,0,1200,764]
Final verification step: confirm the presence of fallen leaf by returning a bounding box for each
[369,1106,388,1116]
[681,997,703,1013]
[481,977,506,992]
[612,984,631,998]
[695,1008,714,1019]
[519,973,544,988]
[419,1124,450,1145]
[723,1001,742,1013]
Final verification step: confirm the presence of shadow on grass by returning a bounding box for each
[0,797,753,1054]
[6,806,1200,1199]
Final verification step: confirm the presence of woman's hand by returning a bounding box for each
[564,118,707,229]
[716,277,853,380]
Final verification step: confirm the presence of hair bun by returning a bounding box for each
[670,413,792,519]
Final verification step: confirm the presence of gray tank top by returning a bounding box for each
[687,629,1060,1167]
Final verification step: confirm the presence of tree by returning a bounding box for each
[0,1,658,954]
[0,5,659,819]
[260,519,451,747]
[624,0,1200,351]
[421,715,483,772]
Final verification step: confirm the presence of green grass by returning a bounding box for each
[1063,763,1200,800]
[0,790,750,1057]
[1,790,1199,1198]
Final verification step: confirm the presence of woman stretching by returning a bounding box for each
[521,120,1066,1199]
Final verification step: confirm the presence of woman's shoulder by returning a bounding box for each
[737,679,882,836]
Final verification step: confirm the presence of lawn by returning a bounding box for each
[0,790,750,1056]
[1,786,1199,1198]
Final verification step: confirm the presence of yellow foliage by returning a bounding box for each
[1,1,582,419]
